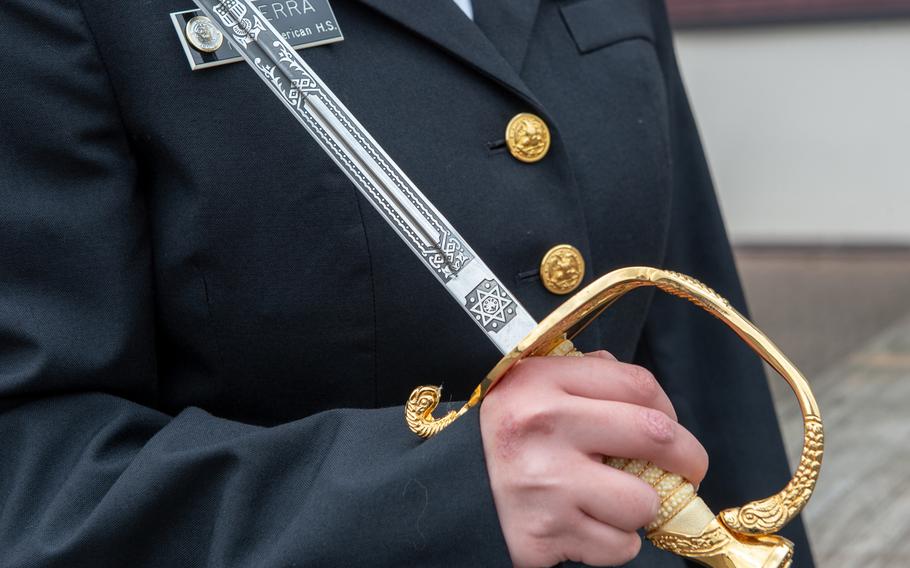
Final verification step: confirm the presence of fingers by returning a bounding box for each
[567,511,642,567]
[483,353,698,568]
[521,355,677,421]
[572,456,659,532]
[565,398,709,485]
[573,359,677,421]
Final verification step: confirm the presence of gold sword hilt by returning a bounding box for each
[405,267,823,567]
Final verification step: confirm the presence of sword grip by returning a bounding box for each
[407,341,794,566]
[405,267,822,567]
[551,339,795,568]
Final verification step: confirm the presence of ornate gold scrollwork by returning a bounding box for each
[405,386,459,439]
[405,267,823,567]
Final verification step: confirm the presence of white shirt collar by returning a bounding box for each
[452,0,474,20]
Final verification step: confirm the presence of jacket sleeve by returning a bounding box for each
[637,2,815,566]
[0,1,509,566]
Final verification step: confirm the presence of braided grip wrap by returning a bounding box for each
[404,267,821,567]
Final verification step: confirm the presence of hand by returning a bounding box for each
[479,351,709,567]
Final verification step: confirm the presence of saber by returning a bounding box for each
[192,2,822,566]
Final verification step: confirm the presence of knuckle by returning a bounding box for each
[587,349,617,361]
[638,408,675,444]
[525,509,563,540]
[627,365,659,399]
[515,403,558,436]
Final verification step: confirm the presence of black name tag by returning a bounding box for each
[171,0,343,71]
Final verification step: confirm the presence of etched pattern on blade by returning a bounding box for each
[213,0,264,46]
[465,279,518,333]
[198,0,473,282]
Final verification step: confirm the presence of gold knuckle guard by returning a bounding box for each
[405,267,823,567]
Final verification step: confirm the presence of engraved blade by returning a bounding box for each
[193,0,537,354]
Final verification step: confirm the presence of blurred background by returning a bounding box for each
[667,1,910,565]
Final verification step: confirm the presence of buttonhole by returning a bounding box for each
[487,139,507,154]
[516,268,540,284]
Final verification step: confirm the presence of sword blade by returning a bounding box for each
[193,0,537,354]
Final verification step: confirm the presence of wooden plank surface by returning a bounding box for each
[736,248,910,566]
[770,314,910,566]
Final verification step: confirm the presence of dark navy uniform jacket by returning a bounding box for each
[0,0,812,566]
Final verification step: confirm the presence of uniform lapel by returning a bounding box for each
[472,0,541,72]
[353,0,542,107]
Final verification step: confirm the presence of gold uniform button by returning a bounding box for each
[185,16,224,53]
[505,112,551,163]
[540,244,585,295]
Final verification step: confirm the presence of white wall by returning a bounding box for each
[674,20,910,244]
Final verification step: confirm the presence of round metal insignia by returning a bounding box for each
[505,112,551,163]
[540,244,585,295]
[185,16,224,54]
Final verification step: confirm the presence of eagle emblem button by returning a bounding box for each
[185,16,224,53]
[540,244,585,295]
[505,112,551,163]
